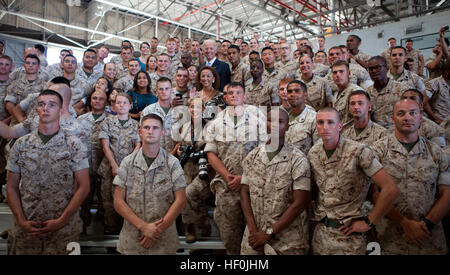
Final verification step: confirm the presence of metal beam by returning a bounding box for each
[239,0,316,35]
[93,0,218,38]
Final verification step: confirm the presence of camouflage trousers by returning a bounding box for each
[7,231,79,255]
[213,180,245,255]
[181,174,212,227]
[80,174,104,229]
[101,172,123,233]
[312,223,367,255]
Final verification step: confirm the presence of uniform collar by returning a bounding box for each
[319,136,345,165]
[257,143,290,165]
[289,105,314,125]
[133,148,167,172]
[31,128,65,148]
[389,133,426,156]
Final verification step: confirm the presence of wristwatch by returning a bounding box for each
[265,227,274,238]
[363,215,375,229]
[422,217,435,232]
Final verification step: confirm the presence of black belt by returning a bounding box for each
[320,217,343,229]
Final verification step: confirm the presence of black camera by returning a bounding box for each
[179,146,209,180]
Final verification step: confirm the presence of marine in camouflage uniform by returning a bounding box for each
[244,77,279,106]
[426,75,449,122]
[405,47,422,74]
[113,147,186,254]
[332,83,362,124]
[141,102,178,152]
[286,105,318,155]
[98,116,140,233]
[6,128,89,254]
[387,69,426,93]
[325,63,373,93]
[262,63,288,88]
[113,74,134,92]
[77,111,109,231]
[43,63,63,82]
[342,120,387,146]
[312,63,330,78]
[307,136,384,255]
[75,67,102,89]
[5,74,46,124]
[371,133,449,255]
[241,142,311,255]
[205,104,267,254]
[0,78,11,199]
[230,61,251,88]
[178,121,214,235]
[294,73,333,111]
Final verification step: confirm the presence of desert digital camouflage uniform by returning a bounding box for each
[43,77,90,106]
[112,148,185,254]
[341,120,387,146]
[276,59,297,79]
[441,117,450,145]
[43,63,63,82]
[262,64,288,88]
[204,105,268,254]
[371,134,449,255]
[97,116,139,232]
[366,78,406,128]
[0,78,11,121]
[285,105,318,155]
[313,63,330,78]
[75,67,102,88]
[168,54,182,77]
[9,67,45,81]
[240,143,311,255]
[426,76,449,121]
[0,78,11,175]
[77,112,109,228]
[191,55,201,67]
[244,78,280,106]
[141,102,178,152]
[178,122,214,230]
[115,62,129,80]
[18,93,77,121]
[351,51,372,66]
[405,48,422,74]
[425,54,446,79]
[230,61,251,87]
[293,73,333,111]
[307,136,383,255]
[386,116,446,148]
[387,69,426,93]
[325,63,372,93]
[241,55,249,65]
[149,72,174,94]
[110,55,122,65]
[113,74,134,92]
[13,115,88,143]
[381,48,393,69]
[6,128,89,255]
[332,83,362,124]
[5,74,46,108]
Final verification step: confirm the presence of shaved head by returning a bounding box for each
[48,83,72,107]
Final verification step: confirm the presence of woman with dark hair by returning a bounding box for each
[195,66,225,119]
[74,76,112,114]
[138,42,151,71]
[145,55,157,74]
[126,70,157,120]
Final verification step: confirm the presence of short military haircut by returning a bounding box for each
[60,49,72,55]
[222,40,231,44]
[228,44,240,52]
[228,82,245,93]
[50,76,71,87]
[331,60,349,70]
[388,37,396,41]
[261,46,274,54]
[349,34,362,42]
[128,58,140,65]
[176,66,189,74]
[84,48,97,56]
[39,89,63,107]
[368,55,388,67]
[250,58,264,68]
[318,106,341,122]
[63,54,77,62]
[157,76,172,86]
[0,54,13,63]
[328,46,342,53]
[406,39,413,43]
[402,88,424,103]
[348,90,371,103]
[287,79,307,92]
[391,46,406,54]
[121,45,132,52]
[279,77,293,87]
[25,54,40,65]
[249,50,260,56]
[141,113,164,127]
[34,44,45,54]
[316,50,327,56]
[240,41,249,46]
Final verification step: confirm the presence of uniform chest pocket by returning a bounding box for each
[272,181,293,214]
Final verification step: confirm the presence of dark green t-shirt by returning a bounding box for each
[325,148,336,158]
[354,126,366,136]
[143,154,155,168]
[119,119,128,126]
[161,106,171,115]
[266,147,282,162]
[92,113,103,121]
[265,67,275,74]
[38,131,58,144]
[400,139,419,153]
[228,113,242,125]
